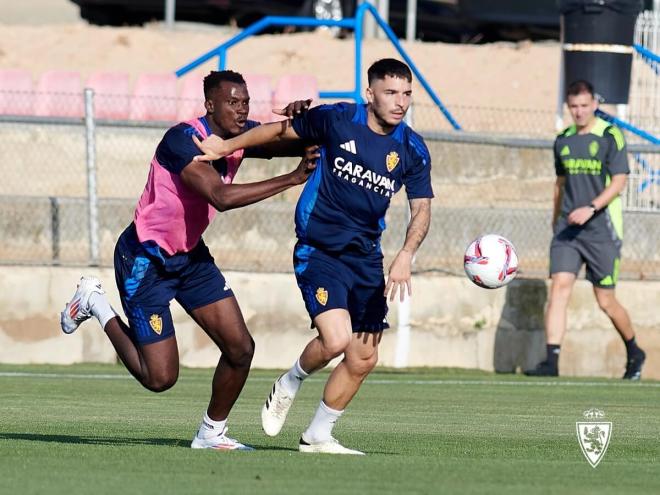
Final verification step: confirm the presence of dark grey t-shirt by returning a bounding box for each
[553,117,629,241]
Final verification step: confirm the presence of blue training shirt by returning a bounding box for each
[292,103,433,254]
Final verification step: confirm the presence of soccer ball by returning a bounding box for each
[463,234,519,289]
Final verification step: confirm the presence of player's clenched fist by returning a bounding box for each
[291,145,320,184]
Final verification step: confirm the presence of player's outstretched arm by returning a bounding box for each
[180,146,319,212]
[385,198,432,302]
[259,98,314,158]
[193,119,302,162]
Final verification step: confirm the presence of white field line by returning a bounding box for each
[0,371,659,388]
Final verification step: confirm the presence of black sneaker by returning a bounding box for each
[623,349,646,380]
[524,360,558,377]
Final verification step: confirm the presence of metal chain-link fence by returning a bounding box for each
[1,92,659,280]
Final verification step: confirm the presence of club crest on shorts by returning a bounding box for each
[315,287,328,306]
[576,408,612,468]
[386,151,399,172]
[149,314,163,335]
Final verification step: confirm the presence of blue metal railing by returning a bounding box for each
[633,153,660,193]
[596,109,660,145]
[634,43,660,76]
[175,3,461,130]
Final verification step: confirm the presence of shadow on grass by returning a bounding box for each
[0,432,190,448]
[244,443,299,453]
[0,433,306,452]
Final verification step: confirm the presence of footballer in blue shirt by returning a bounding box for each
[193,59,433,455]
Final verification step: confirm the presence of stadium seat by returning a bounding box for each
[0,69,34,115]
[86,71,130,120]
[271,75,320,121]
[177,72,206,122]
[129,73,178,122]
[243,73,273,124]
[34,70,83,118]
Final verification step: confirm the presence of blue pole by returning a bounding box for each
[320,91,361,99]
[360,3,461,130]
[177,17,354,77]
[633,43,660,75]
[219,49,226,70]
[355,5,364,103]
[174,7,461,129]
[596,110,660,145]
[176,48,222,77]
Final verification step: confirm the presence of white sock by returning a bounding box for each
[302,400,343,444]
[89,292,117,329]
[198,412,227,439]
[280,358,309,395]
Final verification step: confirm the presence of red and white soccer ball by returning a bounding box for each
[463,234,519,289]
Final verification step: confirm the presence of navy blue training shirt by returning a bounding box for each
[155,118,270,177]
[291,103,433,254]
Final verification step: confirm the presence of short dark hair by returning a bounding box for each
[566,80,595,99]
[367,58,412,85]
[203,70,246,99]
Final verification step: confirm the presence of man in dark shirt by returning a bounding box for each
[193,59,433,454]
[526,80,646,379]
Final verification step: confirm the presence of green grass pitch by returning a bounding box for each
[0,364,658,495]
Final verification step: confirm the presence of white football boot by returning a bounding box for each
[261,376,296,437]
[298,435,365,455]
[60,276,104,334]
[191,426,254,451]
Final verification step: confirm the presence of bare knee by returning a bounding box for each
[347,352,379,380]
[596,292,618,315]
[552,281,573,297]
[320,332,352,361]
[143,371,178,393]
[224,336,255,369]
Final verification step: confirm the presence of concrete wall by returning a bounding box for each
[0,266,658,379]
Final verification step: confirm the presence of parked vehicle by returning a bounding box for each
[70,0,356,28]
[77,0,659,43]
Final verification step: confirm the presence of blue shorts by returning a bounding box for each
[114,223,234,345]
[293,242,389,333]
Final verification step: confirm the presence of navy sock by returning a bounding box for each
[624,337,640,357]
[546,344,560,368]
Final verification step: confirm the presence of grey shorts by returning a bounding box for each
[549,226,621,288]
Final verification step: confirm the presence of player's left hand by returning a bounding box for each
[385,250,413,302]
[291,145,320,184]
[192,134,227,162]
[567,205,594,226]
[273,99,313,119]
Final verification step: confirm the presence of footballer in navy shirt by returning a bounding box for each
[193,59,433,455]
[60,70,318,453]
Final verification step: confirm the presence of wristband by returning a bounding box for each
[589,203,597,213]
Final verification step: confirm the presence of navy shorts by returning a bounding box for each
[293,242,389,333]
[114,223,234,345]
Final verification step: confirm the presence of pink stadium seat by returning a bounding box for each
[0,69,34,115]
[34,70,83,117]
[86,71,130,120]
[177,72,206,122]
[129,73,178,122]
[243,73,273,124]
[271,75,319,121]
